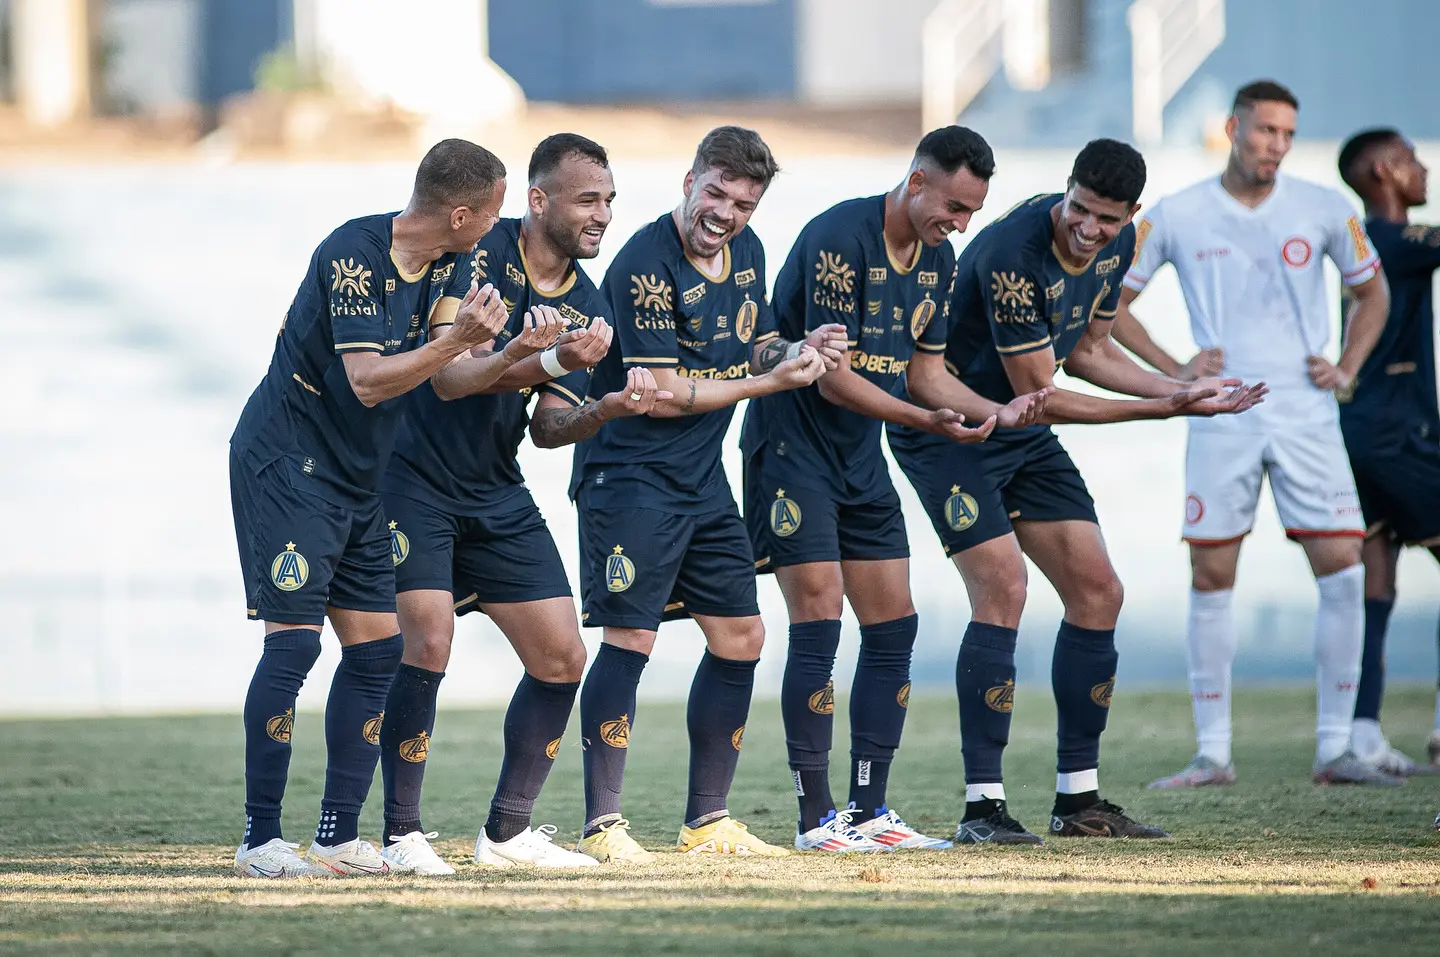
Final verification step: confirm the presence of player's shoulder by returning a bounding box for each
[610,213,683,273]
[964,194,1056,272]
[478,217,522,254]
[1274,174,1356,217]
[804,195,883,245]
[319,212,394,258]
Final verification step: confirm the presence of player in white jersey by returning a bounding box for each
[1114,80,1399,787]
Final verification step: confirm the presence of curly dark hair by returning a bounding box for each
[1070,138,1147,204]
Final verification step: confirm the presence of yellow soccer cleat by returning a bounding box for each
[677,816,790,857]
[576,818,654,864]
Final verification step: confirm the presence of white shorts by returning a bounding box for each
[1182,424,1365,544]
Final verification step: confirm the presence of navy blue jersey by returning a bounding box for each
[739,194,955,501]
[572,213,778,513]
[938,194,1133,408]
[231,213,470,505]
[385,218,598,514]
[1340,219,1440,451]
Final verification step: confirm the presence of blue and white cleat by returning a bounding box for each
[850,804,954,850]
[795,807,887,853]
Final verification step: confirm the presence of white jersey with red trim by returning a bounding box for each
[1123,173,1380,432]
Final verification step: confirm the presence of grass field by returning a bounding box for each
[3,687,1440,955]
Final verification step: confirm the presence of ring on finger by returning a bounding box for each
[629,392,643,401]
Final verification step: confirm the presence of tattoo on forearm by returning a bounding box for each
[531,402,608,446]
[755,338,790,372]
[682,380,698,413]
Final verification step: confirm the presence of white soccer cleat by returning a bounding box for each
[1352,720,1421,777]
[794,807,887,853]
[1147,754,1237,789]
[233,838,328,878]
[850,805,954,850]
[306,838,392,876]
[380,831,455,876]
[475,824,600,868]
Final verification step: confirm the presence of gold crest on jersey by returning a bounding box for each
[944,486,979,532]
[606,546,635,593]
[770,489,802,537]
[270,543,309,592]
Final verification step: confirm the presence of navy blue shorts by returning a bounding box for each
[577,493,760,630]
[888,425,1097,556]
[383,488,572,611]
[1349,434,1440,546]
[230,450,395,625]
[743,448,908,572]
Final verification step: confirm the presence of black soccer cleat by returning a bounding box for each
[955,801,1045,846]
[1049,799,1171,838]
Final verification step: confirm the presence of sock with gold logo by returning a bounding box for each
[242,628,322,849]
[684,651,759,827]
[847,614,917,821]
[781,619,841,832]
[956,622,1018,792]
[580,643,648,835]
[1052,622,1117,780]
[315,634,403,847]
[380,663,444,842]
[486,674,580,844]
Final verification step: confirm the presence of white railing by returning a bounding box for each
[921,0,1006,131]
[1128,0,1226,146]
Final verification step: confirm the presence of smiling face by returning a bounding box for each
[1227,99,1297,188]
[677,166,766,261]
[904,163,990,246]
[1054,184,1139,262]
[532,153,616,260]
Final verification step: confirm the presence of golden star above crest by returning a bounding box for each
[775,489,786,498]
[612,545,624,555]
[285,542,296,551]
[950,486,960,495]
[388,520,398,530]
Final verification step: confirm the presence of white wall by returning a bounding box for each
[796,0,934,105]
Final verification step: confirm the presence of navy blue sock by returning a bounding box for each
[956,622,1018,786]
[1354,598,1394,722]
[781,619,841,831]
[848,614,917,821]
[379,663,443,842]
[685,651,759,827]
[241,628,322,849]
[1052,622,1117,775]
[486,674,580,843]
[316,634,403,847]
[580,643,648,834]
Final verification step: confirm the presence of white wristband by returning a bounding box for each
[539,346,567,379]
[785,340,804,362]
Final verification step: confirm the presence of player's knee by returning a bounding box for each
[1191,564,1236,593]
[529,639,587,684]
[402,629,453,672]
[717,618,766,661]
[974,573,1027,624]
[1090,571,1125,617]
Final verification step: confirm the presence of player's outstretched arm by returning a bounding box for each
[528,367,675,449]
[1310,271,1389,393]
[895,351,1050,439]
[433,309,613,399]
[752,323,850,374]
[343,279,508,407]
[645,348,826,418]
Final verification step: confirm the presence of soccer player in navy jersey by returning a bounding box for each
[570,127,849,862]
[375,134,672,874]
[229,139,514,877]
[889,139,1266,844]
[1337,129,1440,773]
[740,126,1049,853]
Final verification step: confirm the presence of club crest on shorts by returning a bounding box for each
[985,679,1015,713]
[266,708,294,743]
[362,711,384,746]
[1091,676,1115,709]
[399,730,430,764]
[737,298,758,344]
[600,714,631,749]
[910,297,937,341]
[545,736,562,760]
[897,681,911,709]
[945,486,979,532]
[1185,494,1205,526]
[270,542,309,592]
[731,725,745,751]
[770,489,802,537]
[808,680,835,715]
[388,520,409,566]
[606,545,635,593]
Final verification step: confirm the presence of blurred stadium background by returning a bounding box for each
[1,0,1436,716]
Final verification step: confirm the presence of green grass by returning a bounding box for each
[3,687,1440,955]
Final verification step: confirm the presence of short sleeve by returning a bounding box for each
[978,247,1050,357]
[800,226,863,344]
[325,239,389,354]
[540,281,604,407]
[752,244,778,345]
[1123,204,1169,292]
[429,247,479,330]
[1326,195,1382,287]
[603,245,678,368]
[916,257,957,353]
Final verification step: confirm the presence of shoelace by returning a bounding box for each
[386,830,440,845]
[596,818,634,839]
[826,808,871,841]
[520,824,559,849]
